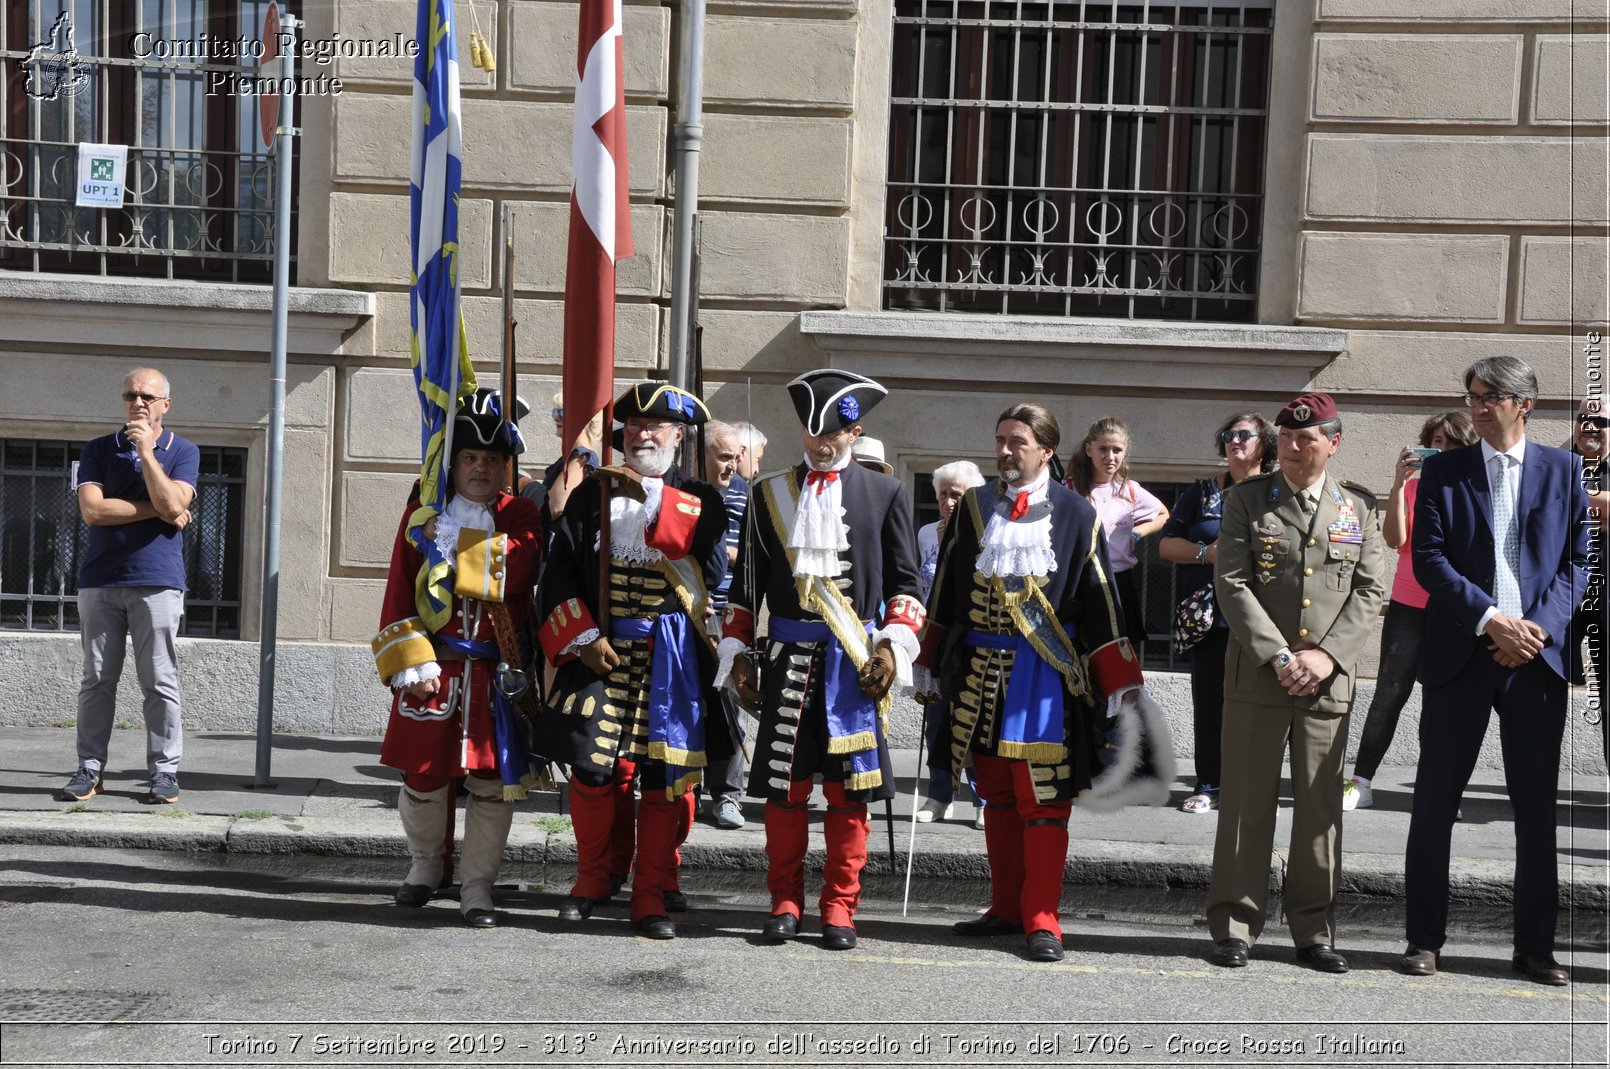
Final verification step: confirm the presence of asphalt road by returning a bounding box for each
[1,846,1605,1068]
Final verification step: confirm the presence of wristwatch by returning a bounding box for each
[1271,647,1294,670]
[1195,541,1208,563]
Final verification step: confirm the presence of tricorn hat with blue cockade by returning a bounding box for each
[613,382,711,426]
[787,368,888,437]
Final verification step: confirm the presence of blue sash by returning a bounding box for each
[611,612,706,794]
[964,622,1078,761]
[437,634,537,797]
[769,616,882,787]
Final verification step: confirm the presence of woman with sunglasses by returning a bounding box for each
[1158,412,1276,813]
[1341,410,1476,812]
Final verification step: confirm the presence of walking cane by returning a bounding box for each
[901,696,928,916]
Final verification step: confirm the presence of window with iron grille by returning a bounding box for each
[0,437,247,636]
[885,0,1272,321]
[0,0,298,282]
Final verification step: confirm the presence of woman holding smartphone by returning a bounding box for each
[1342,410,1476,811]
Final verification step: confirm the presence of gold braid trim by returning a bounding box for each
[994,739,1070,763]
[994,573,1091,699]
[845,768,884,792]
[501,767,546,802]
[648,741,707,769]
[826,730,878,755]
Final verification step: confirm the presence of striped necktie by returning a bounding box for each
[1491,454,1523,617]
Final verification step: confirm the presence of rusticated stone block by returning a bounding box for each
[697,212,850,304]
[1306,135,1604,225]
[1519,237,1609,326]
[704,16,856,108]
[701,115,852,206]
[1311,34,1520,124]
[1533,35,1609,125]
[508,1,669,97]
[1297,233,1507,324]
[327,192,493,288]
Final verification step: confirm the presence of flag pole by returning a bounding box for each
[253,7,300,790]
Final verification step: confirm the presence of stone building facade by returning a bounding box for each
[0,1,1602,761]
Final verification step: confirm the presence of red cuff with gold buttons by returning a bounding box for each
[1088,637,1143,697]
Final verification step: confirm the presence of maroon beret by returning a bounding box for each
[1275,391,1338,429]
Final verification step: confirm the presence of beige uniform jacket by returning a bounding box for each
[1214,471,1387,712]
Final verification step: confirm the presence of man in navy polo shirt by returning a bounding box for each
[60,368,199,805]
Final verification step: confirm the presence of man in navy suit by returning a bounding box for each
[1401,356,1590,986]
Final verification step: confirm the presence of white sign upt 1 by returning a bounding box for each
[75,143,127,208]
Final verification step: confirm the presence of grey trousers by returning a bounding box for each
[76,586,185,776]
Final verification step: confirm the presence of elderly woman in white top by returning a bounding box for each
[915,460,987,823]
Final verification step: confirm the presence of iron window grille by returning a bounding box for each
[0,0,298,282]
[885,0,1272,320]
[0,436,247,637]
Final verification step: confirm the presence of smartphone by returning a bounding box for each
[1407,446,1439,468]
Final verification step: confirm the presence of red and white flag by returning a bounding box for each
[563,0,632,461]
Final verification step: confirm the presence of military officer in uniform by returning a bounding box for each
[1206,391,1386,973]
[718,369,925,951]
[534,382,729,940]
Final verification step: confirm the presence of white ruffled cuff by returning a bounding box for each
[640,476,663,526]
[432,514,462,561]
[871,622,919,688]
[714,636,750,688]
[561,628,601,658]
[390,661,441,690]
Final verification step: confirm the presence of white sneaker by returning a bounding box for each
[915,798,953,823]
[1341,778,1373,811]
[973,808,986,830]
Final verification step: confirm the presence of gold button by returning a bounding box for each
[1307,538,1316,547]
[1302,598,1311,608]
[1299,628,1309,637]
[1304,567,1313,576]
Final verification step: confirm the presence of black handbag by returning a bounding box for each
[1171,582,1216,655]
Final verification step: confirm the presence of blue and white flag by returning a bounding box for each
[408,0,477,630]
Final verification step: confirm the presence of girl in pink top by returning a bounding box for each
[1343,411,1476,811]
[1067,417,1170,646]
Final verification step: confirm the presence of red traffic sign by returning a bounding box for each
[258,2,279,148]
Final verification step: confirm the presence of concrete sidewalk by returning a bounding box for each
[0,727,1605,913]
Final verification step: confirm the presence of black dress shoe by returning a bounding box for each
[762,912,800,941]
[634,915,676,940]
[557,895,594,922]
[663,890,688,913]
[1398,943,1439,976]
[1026,930,1065,962]
[821,925,857,951]
[462,908,497,928]
[1296,943,1348,973]
[395,883,433,908]
[1210,938,1250,968]
[953,913,1023,937]
[1512,953,1569,987]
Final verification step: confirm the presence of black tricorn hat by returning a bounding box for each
[454,388,528,456]
[614,382,711,425]
[788,369,887,436]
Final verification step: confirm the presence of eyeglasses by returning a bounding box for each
[122,391,166,404]
[1218,428,1258,444]
[1581,415,1610,429]
[1464,392,1517,408]
[550,407,564,421]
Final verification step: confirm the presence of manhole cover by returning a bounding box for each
[0,989,158,1023]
